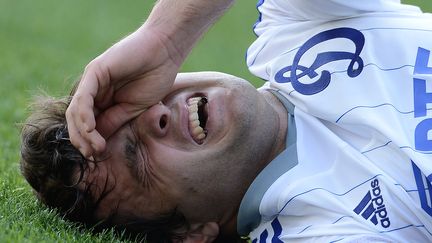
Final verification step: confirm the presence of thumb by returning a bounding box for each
[96,103,145,139]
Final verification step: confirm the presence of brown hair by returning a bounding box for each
[19,95,187,242]
[20,96,96,221]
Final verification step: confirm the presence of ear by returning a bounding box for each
[173,222,219,243]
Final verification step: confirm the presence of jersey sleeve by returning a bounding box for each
[249,0,422,80]
[254,0,420,36]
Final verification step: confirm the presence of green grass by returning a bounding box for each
[0,0,430,242]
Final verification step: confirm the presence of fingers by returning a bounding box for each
[66,95,107,158]
[66,112,105,158]
[96,103,144,140]
[67,68,108,158]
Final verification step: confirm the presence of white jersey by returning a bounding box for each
[239,0,432,242]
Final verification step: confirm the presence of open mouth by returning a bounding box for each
[187,96,208,144]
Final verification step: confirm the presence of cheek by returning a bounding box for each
[150,146,210,183]
[148,139,243,196]
[151,152,190,182]
[150,144,196,169]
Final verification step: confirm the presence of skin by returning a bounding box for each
[84,72,288,240]
[66,1,279,240]
[66,0,235,158]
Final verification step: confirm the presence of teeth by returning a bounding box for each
[188,97,201,105]
[191,119,200,127]
[187,97,207,143]
[188,105,198,113]
[196,133,206,140]
[192,126,204,135]
[189,112,198,121]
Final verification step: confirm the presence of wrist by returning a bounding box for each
[137,24,185,67]
[141,0,235,66]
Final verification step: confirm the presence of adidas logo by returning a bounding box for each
[353,178,391,228]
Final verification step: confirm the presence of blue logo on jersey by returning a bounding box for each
[413,47,432,151]
[353,178,390,228]
[251,218,283,243]
[274,27,365,95]
[412,47,432,217]
[412,161,432,217]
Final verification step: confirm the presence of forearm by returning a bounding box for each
[141,0,235,66]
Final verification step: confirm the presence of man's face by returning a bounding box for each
[86,72,281,228]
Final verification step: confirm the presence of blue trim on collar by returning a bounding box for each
[237,90,298,236]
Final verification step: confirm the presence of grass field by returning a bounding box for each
[0,1,431,242]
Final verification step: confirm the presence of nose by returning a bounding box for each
[135,102,170,138]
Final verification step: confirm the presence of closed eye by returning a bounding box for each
[126,123,153,188]
[124,134,141,182]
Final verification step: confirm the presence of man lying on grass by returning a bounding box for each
[20,0,432,242]
[21,71,286,242]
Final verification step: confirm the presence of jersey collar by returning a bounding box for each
[237,89,298,236]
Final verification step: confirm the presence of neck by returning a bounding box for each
[218,89,289,237]
[260,89,288,163]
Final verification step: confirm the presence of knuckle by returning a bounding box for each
[65,106,76,118]
[65,108,71,118]
[84,59,98,72]
[85,58,105,76]
[77,108,87,119]
[74,93,85,102]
